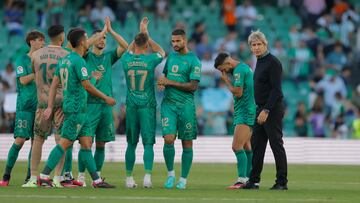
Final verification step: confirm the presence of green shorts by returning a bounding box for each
[14,111,35,140]
[61,112,92,141]
[126,105,156,145]
[86,103,115,142]
[234,115,255,127]
[161,102,197,140]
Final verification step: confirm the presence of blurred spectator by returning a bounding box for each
[352,85,360,109]
[331,113,349,139]
[238,41,252,65]
[4,1,24,41]
[325,42,347,70]
[47,0,66,25]
[328,13,355,48]
[235,0,257,39]
[90,0,115,27]
[315,69,347,115]
[294,101,308,137]
[271,39,289,77]
[215,32,238,55]
[201,80,232,113]
[1,80,15,133]
[191,21,206,44]
[278,0,290,8]
[332,0,349,16]
[116,104,126,134]
[1,63,16,93]
[195,34,214,60]
[115,0,141,27]
[205,112,227,135]
[77,3,92,25]
[155,0,169,20]
[330,92,345,121]
[222,0,237,32]
[301,0,326,29]
[289,25,301,48]
[310,96,326,138]
[289,40,313,81]
[199,51,217,89]
[37,8,46,29]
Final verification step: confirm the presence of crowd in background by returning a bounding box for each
[1,0,360,138]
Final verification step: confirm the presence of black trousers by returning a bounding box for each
[249,102,288,185]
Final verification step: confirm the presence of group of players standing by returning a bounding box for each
[0,16,259,190]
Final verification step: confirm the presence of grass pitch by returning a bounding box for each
[0,162,359,203]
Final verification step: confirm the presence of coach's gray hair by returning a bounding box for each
[248,30,268,46]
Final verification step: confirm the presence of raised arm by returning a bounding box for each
[105,17,128,57]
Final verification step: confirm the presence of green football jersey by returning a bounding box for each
[233,62,256,123]
[85,49,119,103]
[55,52,89,113]
[162,51,201,104]
[121,51,163,107]
[15,54,37,112]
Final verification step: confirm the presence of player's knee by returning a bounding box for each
[96,141,106,148]
[164,135,175,145]
[232,146,243,152]
[182,140,193,148]
[34,135,45,144]
[14,138,26,147]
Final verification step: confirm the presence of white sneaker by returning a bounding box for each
[143,174,152,188]
[125,176,137,188]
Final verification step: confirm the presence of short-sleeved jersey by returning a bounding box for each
[84,49,119,104]
[162,51,201,104]
[32,45,69,108]
[15,54,37,112]
[121,51,163,107]
[55,52,89,113]
[233,62,256,123]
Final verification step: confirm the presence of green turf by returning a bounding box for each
[0,162,359,202]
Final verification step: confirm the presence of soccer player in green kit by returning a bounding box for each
[214,53,256,189]
[120,17,165,188]
[40,28,116,188]
[0,31,45,186]
[157,29,202,189]
[75,17,129,186]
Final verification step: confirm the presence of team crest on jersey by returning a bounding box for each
[194,66,200,74]
[17,66,24,74]
[97,65,105,72]
[81,67,88,76]
[185,123,192,130]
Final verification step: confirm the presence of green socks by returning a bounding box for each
[94,147,105,172]
[42,144,65,175]
[245,150,253,177]
[125,143,137,177]
[163,143,175,172]
[25,146,32,180]
[181,147,193,179]
[4,143,22,178]
[78,148,86,173]
[234,150,247,178]
[63,145,73,174]
[79,149,100,181]
[143,144,154,174]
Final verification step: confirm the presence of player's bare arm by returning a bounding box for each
[220,71,243,98]
[105,17,128,57]
[158,77,199,92]
[19,73,35,85]
[43,75,60,120]
[81,80,116,106]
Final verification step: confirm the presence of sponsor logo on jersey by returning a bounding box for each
[186,123,192,129]
[17,66,24,74]
[81,67,88,76]
[234,73,240,82]
[194,66,201,74]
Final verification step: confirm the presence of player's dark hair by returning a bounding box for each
[214,53,229,69]
[172,29,186,36]
[67,28,81,41]
[47,25,64,39]
[68,29,86,48]
[134,33,149,48]
[25,30,45,47]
